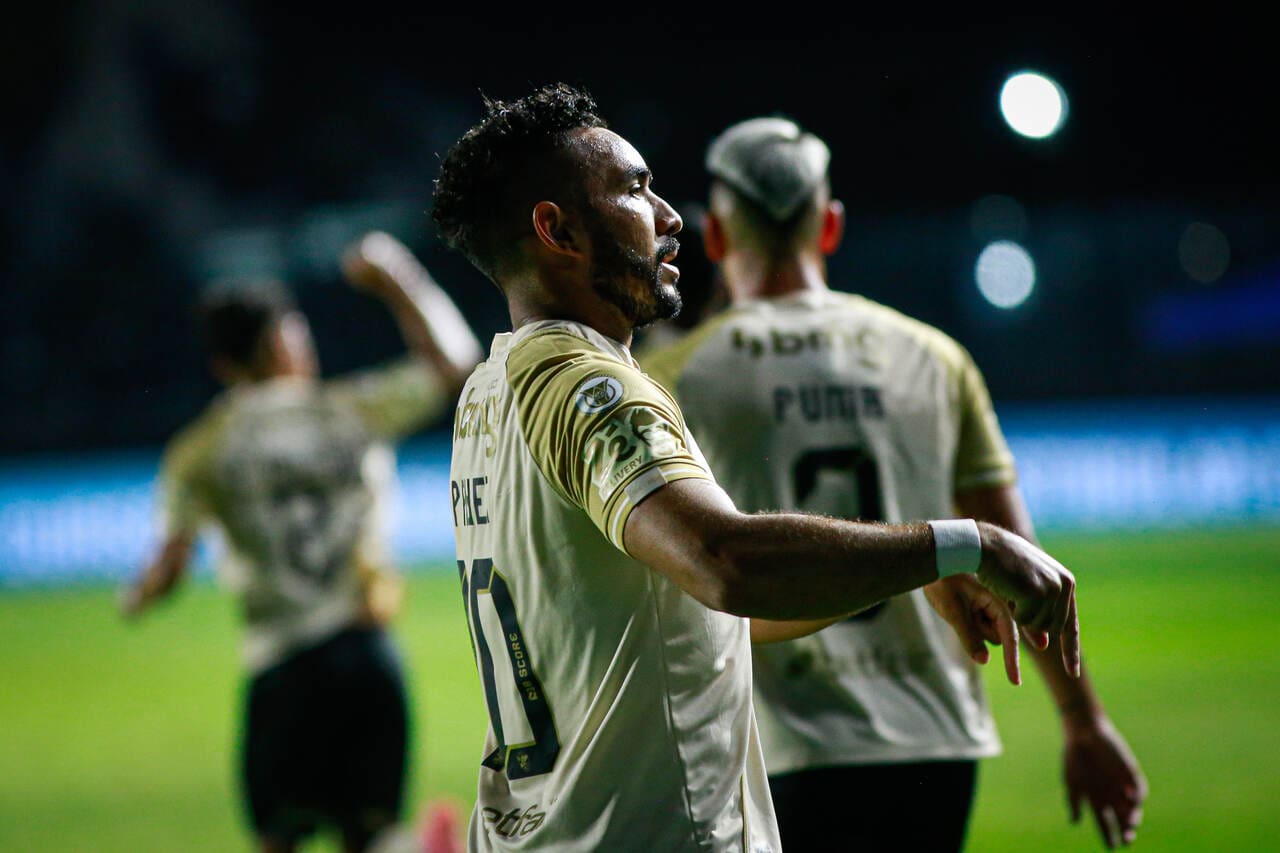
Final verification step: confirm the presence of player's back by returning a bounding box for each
[646,289,997,522]
[451,319,778,852]
[161,360,441,671]
[644,289,1015,771]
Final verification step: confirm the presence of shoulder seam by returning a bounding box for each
[640,310,739,388]
[836,292,975,383]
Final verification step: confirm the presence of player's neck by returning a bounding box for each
[507,295,634,349]
[217,359,305,387]
[726,252,829,303]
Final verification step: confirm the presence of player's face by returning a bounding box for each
[573,128,683,328]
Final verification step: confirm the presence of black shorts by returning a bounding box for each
[242,625,408,843]
[768,760,979,852]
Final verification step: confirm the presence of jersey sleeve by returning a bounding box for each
[952,347,1018,492]
[157,420,216,538]
[509,332,712,553]
[327,357,449,441]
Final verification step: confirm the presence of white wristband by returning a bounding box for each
[928,519,983,578]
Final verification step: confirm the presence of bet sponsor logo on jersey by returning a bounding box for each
[573,375,623,414]
[730,324,881,366]
[480,803,546,840]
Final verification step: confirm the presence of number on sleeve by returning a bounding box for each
[460,558,561,779]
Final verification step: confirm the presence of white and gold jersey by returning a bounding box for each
[451,320,779,853]
[643,289,1017,772]
[159,359,445,672]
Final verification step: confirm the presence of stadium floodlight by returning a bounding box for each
[975,240,1036,308]
[999,71,1068,139]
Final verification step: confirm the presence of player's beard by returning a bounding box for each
[590,231,683,329]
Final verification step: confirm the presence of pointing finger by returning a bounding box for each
[994,604,1021,685]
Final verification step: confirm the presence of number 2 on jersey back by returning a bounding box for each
[460,558,561,779]
[792,446,888,622]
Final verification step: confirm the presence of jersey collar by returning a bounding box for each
[490,319,637,367]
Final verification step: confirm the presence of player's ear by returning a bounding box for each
[819,199,845,256]
[702,211,727,263]
[532,201,583,258]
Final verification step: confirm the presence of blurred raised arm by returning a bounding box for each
[342,231,483,393]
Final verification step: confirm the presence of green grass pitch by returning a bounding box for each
[1,528,1277,851]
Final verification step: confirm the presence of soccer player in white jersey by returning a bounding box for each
[642,118,1148,851]
[432,83,1087,853]
[120,232,482,853]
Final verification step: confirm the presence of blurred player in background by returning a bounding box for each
[120,232,482,853]
[643,118,1148,851]
[433,83,1083,852]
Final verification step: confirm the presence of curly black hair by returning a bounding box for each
[432,83,607,280]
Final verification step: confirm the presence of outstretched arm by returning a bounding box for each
[119,532,195,620]
[751,570,1025,688]
[624,477,1081,672]
[342,231,483,393]
[956,483,1147,848]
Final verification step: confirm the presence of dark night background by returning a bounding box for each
[2,7,1276,455]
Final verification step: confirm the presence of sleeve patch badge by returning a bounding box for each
[583,406,686,499]
[574,375,624,415]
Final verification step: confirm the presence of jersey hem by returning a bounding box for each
[242,601,362,673]
[764,741,1002,777]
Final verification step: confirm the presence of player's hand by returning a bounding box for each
[341,231,417,299]
[358,564,406,627]
[1064,714,1148,848]
[974,522,1081,677]
[923,574,1021,684]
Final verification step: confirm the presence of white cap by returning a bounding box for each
[705,117,831,221]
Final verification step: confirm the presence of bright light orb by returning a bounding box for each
[975,240,1036,308]
[1000,72,1068,139]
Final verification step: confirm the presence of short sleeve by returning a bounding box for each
[953,348,1018,492]
[157,426,214,538]
[509,333,712,552]
[327,357,448,440]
